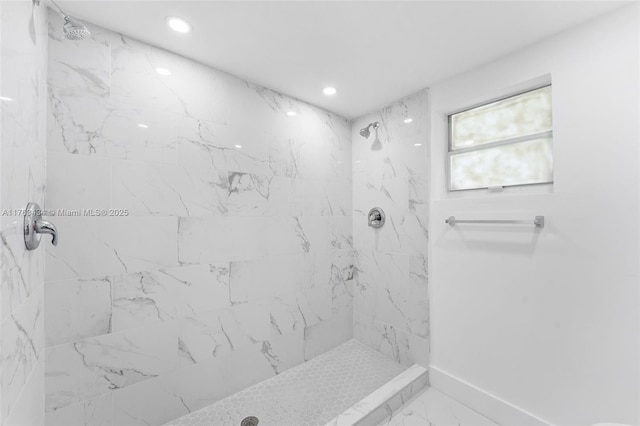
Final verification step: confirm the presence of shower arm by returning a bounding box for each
[33,0,71,20]
[366,122,380,131]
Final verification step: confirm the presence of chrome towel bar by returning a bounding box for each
[446,215,545,228]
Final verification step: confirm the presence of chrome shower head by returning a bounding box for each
[34,0,91,40]
[360,122,380,139]
[63,16,90,40]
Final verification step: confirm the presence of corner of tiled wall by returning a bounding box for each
[42,11,353,426]
[1,5,429,425]
[0,1,49,425]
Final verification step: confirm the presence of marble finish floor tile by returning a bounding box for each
[379,388,498,426]
[164,340,406,426]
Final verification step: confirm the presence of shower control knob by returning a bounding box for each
[368,207,385,229]
[24,202,58,250]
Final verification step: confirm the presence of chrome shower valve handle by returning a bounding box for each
[368,207,385,229]
[35,219,58,245]
[24,202,58,250]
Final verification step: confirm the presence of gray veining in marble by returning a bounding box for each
[43,10,354,421]
[352,90,430,368]
[1,1,48,424]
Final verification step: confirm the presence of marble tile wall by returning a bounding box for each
[43,12,353,426]
[0,1,48,425]
[351,90,430,368]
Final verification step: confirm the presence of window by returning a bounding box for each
[448,85,553,191]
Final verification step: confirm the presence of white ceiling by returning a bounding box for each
[57,0,630,119]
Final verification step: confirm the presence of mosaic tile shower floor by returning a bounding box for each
[164,339,406,426]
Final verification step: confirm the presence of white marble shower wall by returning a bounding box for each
[0,1,48,425]
[351,90,430,368]
[43,12,353,426]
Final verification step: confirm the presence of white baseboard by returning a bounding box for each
[429,365,553,426]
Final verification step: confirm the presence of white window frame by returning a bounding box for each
[446,84,553,192]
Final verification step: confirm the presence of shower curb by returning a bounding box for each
[324,364,429,426]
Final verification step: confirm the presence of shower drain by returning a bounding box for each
[241,416,259,426]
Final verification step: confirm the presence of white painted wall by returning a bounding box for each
[429,4,639,425]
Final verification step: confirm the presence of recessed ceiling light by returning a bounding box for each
[234,145,242,149]
[167,17,191,33]
[355,160,361,163]
[323,87,337,96]
[0,96,13,101]
[414,143,422,147]
[286,111,297,117]
[138,123,149,129]
[404,118,413,123]
[156,67,171,76]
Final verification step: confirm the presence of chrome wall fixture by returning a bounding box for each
[359,122,380,139]
[33,0,91,40]
[24,202,58,250]
[445,215,545,228]
[368,207,385,228]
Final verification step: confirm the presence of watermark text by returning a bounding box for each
[2,208,130,217]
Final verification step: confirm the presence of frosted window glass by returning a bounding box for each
[449,138,553,191]
[451,86,552,149]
